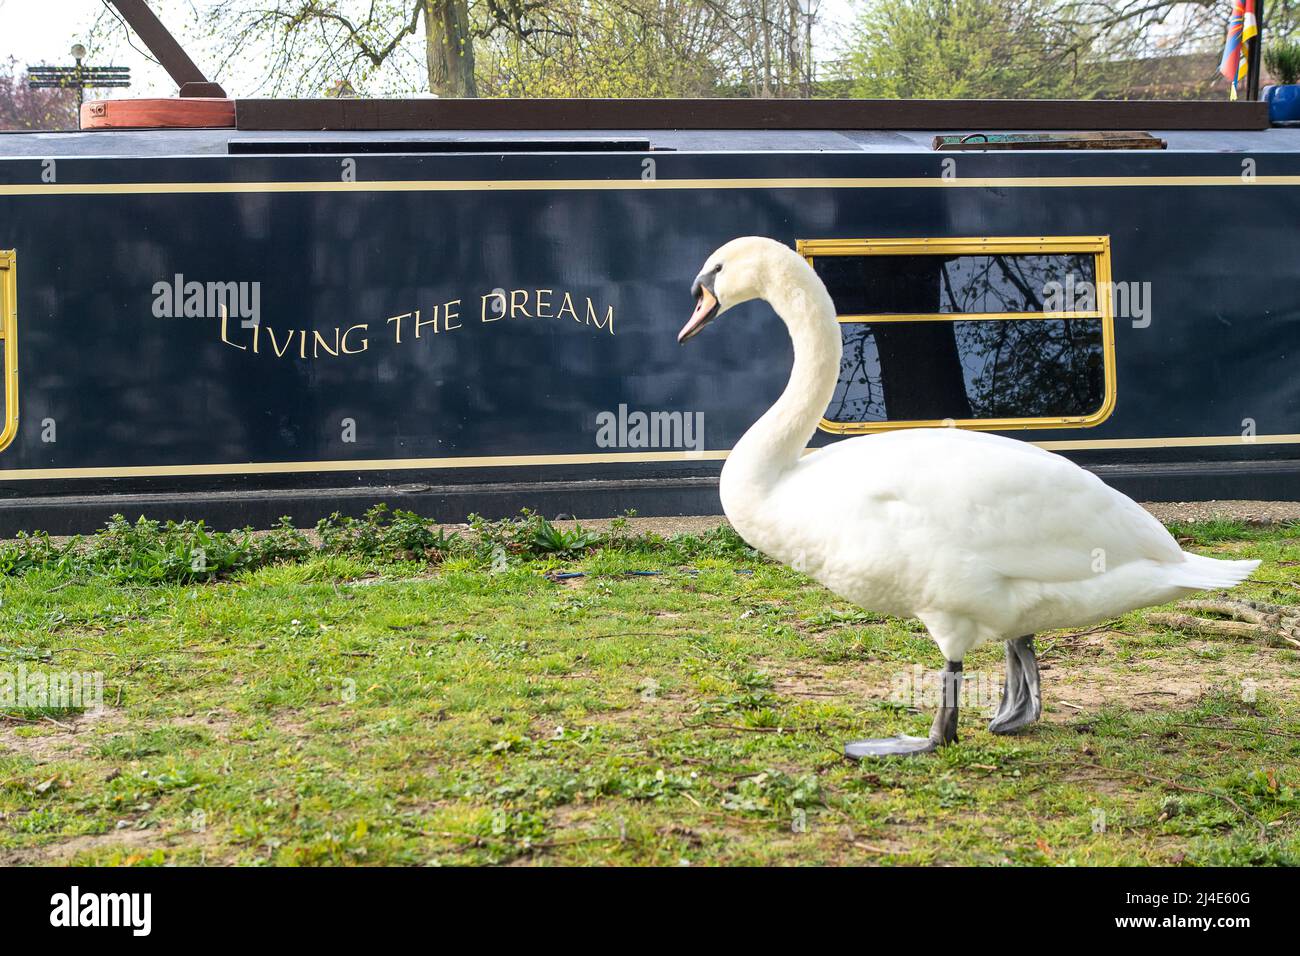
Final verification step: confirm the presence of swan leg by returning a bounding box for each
[988,635,1041,735]
[844,660,962,759]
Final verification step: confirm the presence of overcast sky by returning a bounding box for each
[1,0,854,98]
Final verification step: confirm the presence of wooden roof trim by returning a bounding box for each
[235,97,1269,133]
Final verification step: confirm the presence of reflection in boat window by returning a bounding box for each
[829,318,1106,424]
[814,254,1096,315]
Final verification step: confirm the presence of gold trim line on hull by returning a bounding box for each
[0,433,1296,481]
[3,175,1300,198]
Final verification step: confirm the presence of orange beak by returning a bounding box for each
[678,285,719,344]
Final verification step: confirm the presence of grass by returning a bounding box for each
[0,508,1297,866]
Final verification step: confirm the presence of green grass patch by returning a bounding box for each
[0,511,1297,865]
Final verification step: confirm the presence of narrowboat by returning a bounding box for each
[1,91,1298,534]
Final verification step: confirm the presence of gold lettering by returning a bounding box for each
[415,307,438,338]
[510,289,531,319]
[266,326,295,358]
[558,292,579,323]
[444,299,462,331]
[586,299,614,334]
[387,312,411,344]
[312,328,339,358]
[341,323,369,354]
[214,286,615,358]
[219,305,247,350]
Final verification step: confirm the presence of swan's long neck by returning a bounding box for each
[724,259,842,492]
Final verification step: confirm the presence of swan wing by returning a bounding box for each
[804,430,1184,582]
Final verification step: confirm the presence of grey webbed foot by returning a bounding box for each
[845,660,962,760]
[988,634,1041,735]
[844,734,938,758]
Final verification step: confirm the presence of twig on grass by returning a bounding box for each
[578,631,683,642]
[1038,622,1124,660]
[852,842,892,854]
[1149,597,1300,648]
[702,722,798,734]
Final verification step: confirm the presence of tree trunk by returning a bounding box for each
[424,0,477,97]
[761,0,772,97]
[871,260,973,421]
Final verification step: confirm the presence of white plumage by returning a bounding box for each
[683,236,1258,667]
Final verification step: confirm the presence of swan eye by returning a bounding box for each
[713,263,723,274]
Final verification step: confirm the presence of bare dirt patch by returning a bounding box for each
[758,631,1296,725]
[0,707,131,763]
[1040,647,1294,720]
[0,823,216,866]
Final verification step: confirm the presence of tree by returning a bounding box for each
[171,0,821,98]
[0,59,79,131]
[200,0,479,96]
[477,0,735,97]
[1054,0,1300,95]
[482,0,822,98]
[1059,0,1300,61]
[842,0,1099,99]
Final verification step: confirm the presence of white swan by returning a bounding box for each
[679,236,1259,757]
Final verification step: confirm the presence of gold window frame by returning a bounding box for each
[0,251,17,452]
[798,236,1117,435]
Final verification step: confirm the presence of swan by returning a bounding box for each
[679,236,1260,758]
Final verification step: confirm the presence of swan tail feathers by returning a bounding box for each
[1167,553,1260,591]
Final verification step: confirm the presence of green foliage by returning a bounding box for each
[479,3,727,97]
[722,769,822,817]
[526,517,602,557]
[1162,518,1300,545]
[1266,38,1300,85]
[1164,517,1251,543]
[0,507,759,585]
[843,0,1097,100]
[0,515,313,585]
[316,505,459,561]
[0,531,80,576]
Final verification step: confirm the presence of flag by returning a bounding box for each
[1220,0,1259,99]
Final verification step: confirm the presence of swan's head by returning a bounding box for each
[679,236,800,344]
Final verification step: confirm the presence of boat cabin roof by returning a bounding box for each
[5,125,1300,157]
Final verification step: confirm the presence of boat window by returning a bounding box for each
[0,251,16,452]
[798,237,1115,435]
